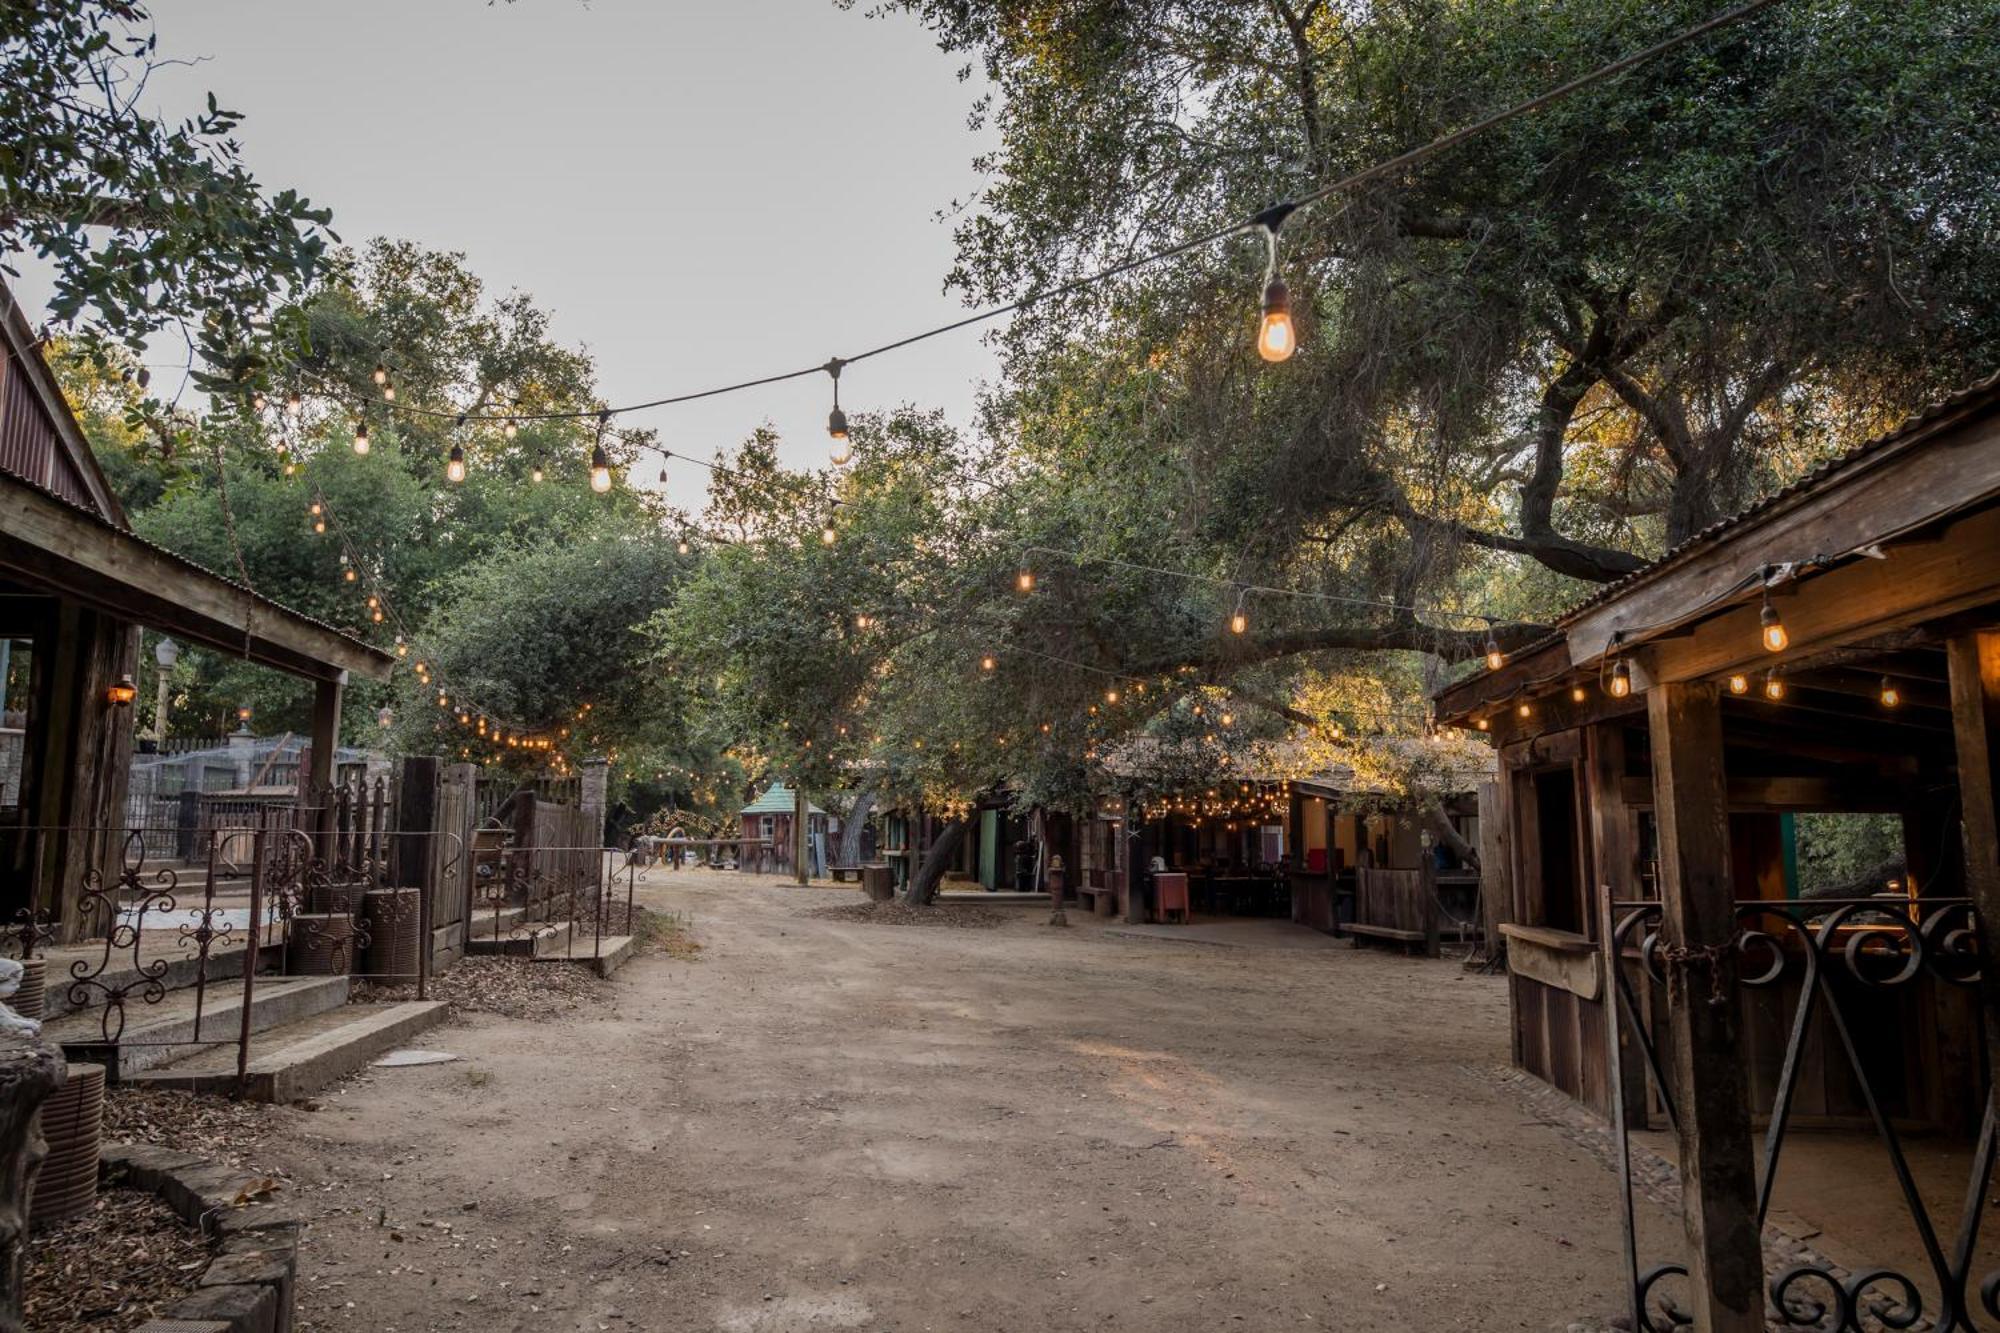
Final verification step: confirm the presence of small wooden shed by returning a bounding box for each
[739,782,827,876]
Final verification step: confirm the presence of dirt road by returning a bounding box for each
[270,873,1643,1332]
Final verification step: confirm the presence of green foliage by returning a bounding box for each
[2,2,333,375]
[1794,813,1905,895]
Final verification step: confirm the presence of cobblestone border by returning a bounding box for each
[1478,1066,1929,1333]
[98,1143,300,1333]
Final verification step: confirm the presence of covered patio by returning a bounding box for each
[1435,374,2000,1327]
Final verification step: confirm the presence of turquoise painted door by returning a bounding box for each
[979,809,999,889]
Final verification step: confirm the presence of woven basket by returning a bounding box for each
[31,1062,104,1228]
[310,880,366,916]
[287,913,357,975]
[361,888,422,982]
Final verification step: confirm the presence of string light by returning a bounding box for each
[1230,589,1249,636]
[530,461,544,484]
[371,362,389,387]
[446,444,467,484]
[352,421,370,455]
[1484,630,1504,671]
[381,375,396,402]
[503,417,520,440]
[1759,588,1788,653]
[590,412,613,492]
[824,359,851,465]
[1763,667,1786,701]
[1570,685,1587,703]
[284,391,302,418]
[1608,659,1632,698]
[981,655,996,672]
[1252,202,1298,363]
[1016,567,1034,593]
[1879,676,1901,708]
[1728,672,1749,695]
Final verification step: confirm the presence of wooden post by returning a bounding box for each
[793,784,809,885]
[1646,681,1762,1330]
[1475,779,1510,953]
[1946,632,2000,1125]
[308,671,344,852]
[1586,723,1648,1128]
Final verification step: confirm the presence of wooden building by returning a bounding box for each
[1433,374,2000,1327]
[0,282,395,940]
[739,782,828,876]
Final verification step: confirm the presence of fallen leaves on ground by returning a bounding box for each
[23,1188,209,1333]
[801,900,1009,929]
[103,1086,279,1169]
[361,955,604,1020]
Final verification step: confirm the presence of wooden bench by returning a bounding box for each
[1075,886,1116,918]
[829,864,860,883]
[1344,922,1432,952]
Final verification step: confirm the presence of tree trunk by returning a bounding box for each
[0,1035,64,1333]
[793,785,809,885]
[837,785,877,868]
[1418,799,1478,871]
[901,819,967,906]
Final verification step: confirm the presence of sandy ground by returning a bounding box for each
[268,871,1653,1332]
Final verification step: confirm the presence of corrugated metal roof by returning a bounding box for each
[741,782,826,816]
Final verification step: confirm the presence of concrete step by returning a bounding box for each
[535,934,635,978]
[464,904,530,940]
[127,1000,450,1102]
[47,973,352,1077]
[465,919,572,959]
[934,890,1053,906]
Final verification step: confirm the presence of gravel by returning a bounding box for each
[23,1187,210,1332]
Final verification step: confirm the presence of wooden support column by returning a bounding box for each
[1586,723,1649,1128]
[793,784,809,885]
[1646,681,1763,1330]
[308,672,344,847]
[1946,632,2000,1120]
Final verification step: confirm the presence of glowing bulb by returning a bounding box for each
[372,362,388,386]
[1760,596,1788,653]
[590,444,613,493]
[1475,717,1490,731]
[446,445,467,484]
[1106,689,1119,704]
[1017,569,1034,593]
[981,656,996,672]
[1880,676,1901,708]
[394,635,408,657]
[1570,686,1587,703]
[677,540,691,556]
[1485,634,1504,670]
[1230,610,1248,635]
[382,380,396,402]
[1220,712,1234,726]
[352,422,370,455]
[1764,669,1786,701]
[830,434,853,467]
[285,391,302,417]
[1608,660,1632,698]
[313,518,326,533]
[1257,278,1296,362]
[1728,673,1749,695]
[530,464,544,484]
[821,524,837,546]
[344,568,357,583]
[504,418,519,439]
[828,406,849,446]
[252,393,269,414]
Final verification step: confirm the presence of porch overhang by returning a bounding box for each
[0,469,394,683]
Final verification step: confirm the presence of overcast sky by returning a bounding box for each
[19,0,1001,510]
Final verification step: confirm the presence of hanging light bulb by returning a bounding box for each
[313,517,326,533]
[1230,589,1249,635]
[377,705,394,728]
[371,361,389,386]
[503,417,519,440]
[1220,711,1234,726]
[381,377,396,402]
[677,539,691,556]
[1880,676,1901,708]
[1252,202,1300,363]
[285,390,303,417]
[309,500,323,516]
[1728,672,1750,695]
[658,466,669,486]
[1570,685,1587,703]
[824,357,851,463]
[981,655,996,672]
[1517,700,1532,718]
[821,520,837,546]
[1764,667,1787,700]
[252,392,269,415]
[1106,688,1119,704]
[590,444,613,493]
[446,444,467,484]
[530,461,544,484]
[1485,630,1504,671]
[1760,589,1788,653]
[394,635,408,658]
[352,421,370,455]
[1017,568,1035,593]
[1608,659,1632,699]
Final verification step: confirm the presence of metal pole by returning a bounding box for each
[236,830,266,1097]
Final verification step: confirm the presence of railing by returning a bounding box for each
[2,821,459,1094]
[479,843,641,962]
[1600,890,1995,1331]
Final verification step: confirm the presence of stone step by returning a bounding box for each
[463,903,530,940]
[47,973,352,1078]
[465,919,572,959]
[127,1000,450,1102]
[535,933,635,978]
[934,890,1054,906]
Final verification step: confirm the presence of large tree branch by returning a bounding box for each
[1123,616,1547,679]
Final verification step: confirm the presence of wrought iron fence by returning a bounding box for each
[479,842,640,963]
[1600,889,1996,1331]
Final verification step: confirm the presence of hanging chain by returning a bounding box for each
[1658,940,1734,1009]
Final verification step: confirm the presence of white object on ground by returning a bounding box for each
[372,1049,460,1067]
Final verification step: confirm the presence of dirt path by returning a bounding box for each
[269,872,1641,1332]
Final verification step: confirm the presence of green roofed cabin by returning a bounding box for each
[739,782,828,877]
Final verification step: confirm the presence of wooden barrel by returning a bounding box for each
[31,1062,104,1228]
[287,913,357,975]
[361,888,422,982]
